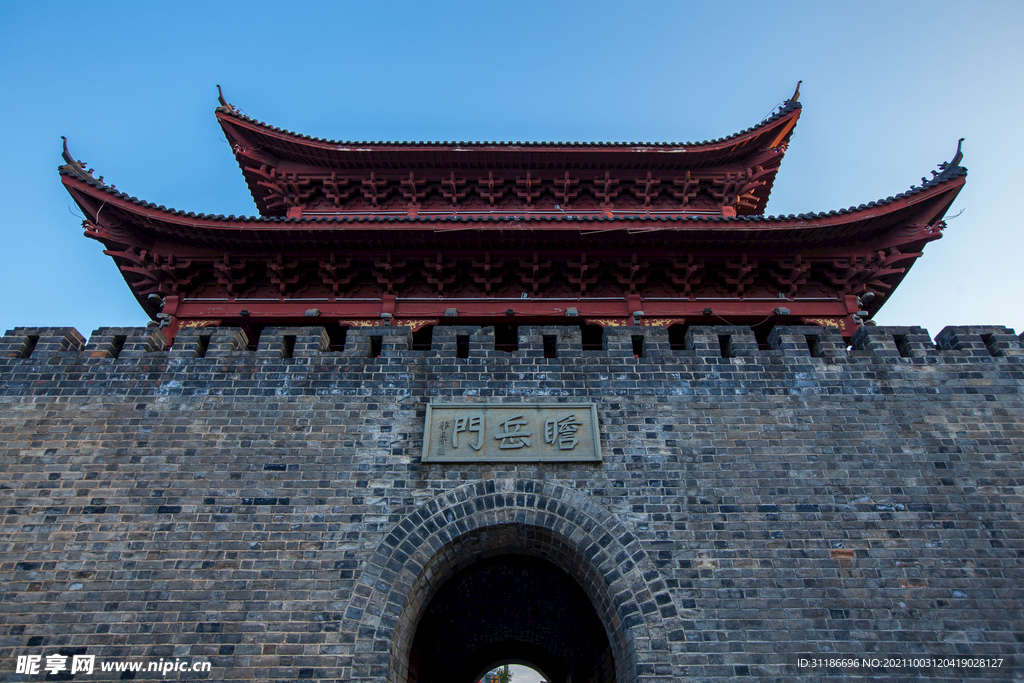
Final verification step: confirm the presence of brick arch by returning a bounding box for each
[348,479,674,683]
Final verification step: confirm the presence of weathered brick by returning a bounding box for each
[0,322,1021,682]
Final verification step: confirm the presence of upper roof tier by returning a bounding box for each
[216,87,802,219]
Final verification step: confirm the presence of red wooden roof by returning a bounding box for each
[57,91,966,332]
[216,92,802,218]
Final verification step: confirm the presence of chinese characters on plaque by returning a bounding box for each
[424,403,600,462]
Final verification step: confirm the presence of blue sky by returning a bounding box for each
[2,2,1022,341]
[495,665,544,683]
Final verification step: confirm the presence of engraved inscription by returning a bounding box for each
[423,403,600,462]
[437,419,449,456]
[495,415,531,449]
[454,414,484,451]
[544,414,582,450]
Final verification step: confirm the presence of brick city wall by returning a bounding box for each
[1,323,1022,682]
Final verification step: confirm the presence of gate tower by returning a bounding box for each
[60,84,965,343]
[3,86,1021,683]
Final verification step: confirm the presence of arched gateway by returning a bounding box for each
[349,481,673,683]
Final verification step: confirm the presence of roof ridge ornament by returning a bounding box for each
[762,82,802,123]
[933,138,966,181]
[949,137,964,168]
[61,136,75,166]
[216,84,235,113]
[60,136,99,183]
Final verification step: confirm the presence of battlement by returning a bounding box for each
[2,323,1022,366]
[3,322,1023,402]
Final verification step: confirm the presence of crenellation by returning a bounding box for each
[1,327,85,360]
[767,325,845,360]
[934,325,1024,359]
[86,326,168,359]
[167,327,215,360]
[255,326,330,360]
[428,325,474,358]
[882,325,936,360]
[681,326,721,357]
[851,324,906,359]
[517,325,584,360]
[683,326,760,361]
[198,327,249,360]
[379,330,413,358]
[340,328,373,359]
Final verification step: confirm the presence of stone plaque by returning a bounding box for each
[423,403,601,462]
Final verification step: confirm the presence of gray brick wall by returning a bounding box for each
[1,323,1022,682]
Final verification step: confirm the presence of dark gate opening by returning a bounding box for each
[408,555,614,683]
